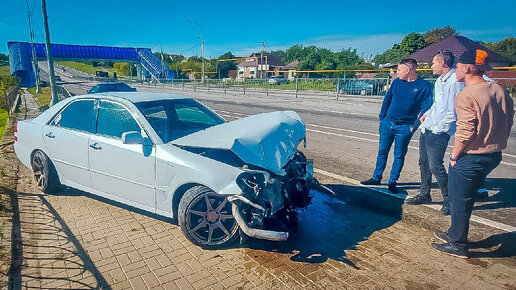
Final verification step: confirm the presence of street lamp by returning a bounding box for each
[187,19,204,81]
[150,42,165,80]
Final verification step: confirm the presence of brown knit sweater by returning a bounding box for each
[454,81,514,154]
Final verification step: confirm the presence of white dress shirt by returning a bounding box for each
[420,69,464,135]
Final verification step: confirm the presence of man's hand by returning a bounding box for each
[420,115,427,123]
[410,127,415,133]
[450,160,456,167]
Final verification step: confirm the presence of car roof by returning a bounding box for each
[76,92,193,103]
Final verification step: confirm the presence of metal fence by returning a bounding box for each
[71,75,515,100]
[2,84,20,114]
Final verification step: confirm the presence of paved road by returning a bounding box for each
[1,85,514,288]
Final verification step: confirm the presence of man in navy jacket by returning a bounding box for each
[361,58,433,193]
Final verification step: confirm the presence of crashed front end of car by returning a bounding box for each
[173,110,329,242]
[229,150,315,241]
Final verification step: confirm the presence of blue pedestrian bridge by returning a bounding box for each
[7,41,173,87]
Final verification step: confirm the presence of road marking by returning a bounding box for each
[217,110,516,167]
[314,168,516,233]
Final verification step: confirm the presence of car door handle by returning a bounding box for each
[45,132,55,138]
[89,143,102,150]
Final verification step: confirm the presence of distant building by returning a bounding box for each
[282,60,299,79]
[409,36,510,67]
[237,53,285,79]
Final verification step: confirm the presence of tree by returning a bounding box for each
[424,26,458,44]
[400,33,427,54]
[373,44,408,65]
[481,37,516,65]
[216,51,237,78]
[0,52,9,66]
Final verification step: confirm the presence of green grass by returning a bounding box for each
[0,109,7,142]
[28,87,51,107]
[0,66,10,76]
[58,61,115,76]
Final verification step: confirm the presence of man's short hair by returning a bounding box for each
[435,49,455,68]
[399,58,418,70]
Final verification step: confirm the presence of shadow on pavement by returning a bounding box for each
[473,178,516,211]
[6,189,111,289]
[468,232,516,258]
[246,185,401,269]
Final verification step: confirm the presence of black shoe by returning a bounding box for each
[434,230,450,243]
[388,182,398,194]
[361,178,381,185]
[432,242,468,258]
[440,202,450,216]
[405,193,431,205]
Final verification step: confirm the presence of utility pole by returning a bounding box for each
[26,0,40,93]
[187,20,204,82]
[41,0,58,106]
[261,41,265,79]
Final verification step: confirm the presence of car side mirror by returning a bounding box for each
[121,131,144,144]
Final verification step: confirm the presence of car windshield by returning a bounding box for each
[89,83,133,93]
[135,99,225,143]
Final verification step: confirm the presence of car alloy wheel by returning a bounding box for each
[179,186,239,248]
[30,150,60,193]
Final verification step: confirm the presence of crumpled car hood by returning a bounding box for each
[172,111,305,175]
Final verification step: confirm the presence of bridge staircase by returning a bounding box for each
[137,48,174,82]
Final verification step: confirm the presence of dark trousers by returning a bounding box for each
[447,152,502,250]
[419,131,450,201]
[373,119,413,183]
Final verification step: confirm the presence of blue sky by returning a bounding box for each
[2,0,515,59]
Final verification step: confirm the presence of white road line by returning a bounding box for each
[217,110,516,166]
[314,168,516,233]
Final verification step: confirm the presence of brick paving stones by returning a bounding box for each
[1,91,515,289]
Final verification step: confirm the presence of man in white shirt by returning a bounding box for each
[405,50,464,215]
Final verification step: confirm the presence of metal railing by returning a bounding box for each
[70,74,516,100]
[2,84,20,114]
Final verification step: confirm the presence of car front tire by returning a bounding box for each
[178,186,239,249]
[30,150,61,193]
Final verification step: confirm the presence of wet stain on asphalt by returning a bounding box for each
[244,188,400,270]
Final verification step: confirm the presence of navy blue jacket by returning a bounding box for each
[379,78,433,129]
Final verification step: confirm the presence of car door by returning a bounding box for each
[89,100,156,212]
[42,99,95,187]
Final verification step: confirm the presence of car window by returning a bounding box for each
[136,99,224,143]
[51,100,95,133]
[176,105,219,125]
[116,83,132,91]
[96,101,141,139]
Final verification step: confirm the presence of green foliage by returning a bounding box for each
[400,33,427,54]
[0,109,8,141]
[28,86,51,107]
[112,63,135,76]
[373,46,408,65]
[0,53,8,66]
[424,26,458,44]
[481,37,516,65]
[216,52,237,78]
[0,66,19,92]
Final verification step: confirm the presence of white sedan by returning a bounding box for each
[14,92,321,248]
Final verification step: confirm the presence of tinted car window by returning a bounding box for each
[136,99,224,143]
[96,101,141,139]
[51,100,94,133]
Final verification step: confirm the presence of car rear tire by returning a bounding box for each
[31,150,60,193]
[178,186,239,249]
[360,89,366,96]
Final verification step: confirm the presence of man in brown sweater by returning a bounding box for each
[432,49,514,258]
